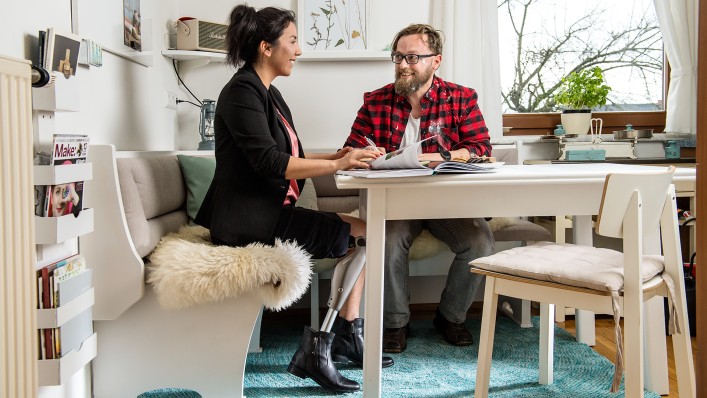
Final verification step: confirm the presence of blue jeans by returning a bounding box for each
[383,218,494,328]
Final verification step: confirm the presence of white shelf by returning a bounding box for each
[32,76,80,112]
[37,288,95,329]
[34,163,93,185]
[38,333,97,386]
[298,50,391,61]
[162,49,227,63]
[162,49,227,73]
[162,49,391,64]
[35,209,94,244]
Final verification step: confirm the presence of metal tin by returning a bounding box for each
[613,129,653,140]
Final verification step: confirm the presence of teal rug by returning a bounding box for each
[244,316,660,397]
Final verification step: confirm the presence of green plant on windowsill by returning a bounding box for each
[554,66,611,110]
[554,67,611,135]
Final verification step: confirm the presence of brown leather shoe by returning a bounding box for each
[433,308,473,346]
[383,324,410,353]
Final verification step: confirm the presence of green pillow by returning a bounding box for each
[177,155,216,220]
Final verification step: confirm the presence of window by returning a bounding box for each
[498,0,665,134]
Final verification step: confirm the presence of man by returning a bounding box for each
[343,24,495,353]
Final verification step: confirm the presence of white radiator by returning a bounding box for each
[0,54,37,398]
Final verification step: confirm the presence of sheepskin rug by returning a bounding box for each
[147,225,312,311]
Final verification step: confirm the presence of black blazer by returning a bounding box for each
[195,65,305,246]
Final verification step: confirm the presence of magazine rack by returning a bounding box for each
[32,76,96,389]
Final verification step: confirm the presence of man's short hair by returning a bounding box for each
[391,24,444,55]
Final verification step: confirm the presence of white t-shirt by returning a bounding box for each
[399,114,421,148]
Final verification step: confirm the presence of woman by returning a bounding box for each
[194,4,391,392]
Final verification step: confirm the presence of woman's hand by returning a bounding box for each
[335,148,383,170]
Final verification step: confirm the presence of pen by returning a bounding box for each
[364,137,377,148]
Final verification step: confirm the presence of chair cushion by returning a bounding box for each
[491,220,551,242]
[470,241,665,293]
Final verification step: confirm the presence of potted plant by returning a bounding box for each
[554,67,611,135]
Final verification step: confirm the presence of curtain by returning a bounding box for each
[432,0,503,140]
[653,0,698,134]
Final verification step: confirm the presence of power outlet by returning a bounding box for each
[165,91,178,110]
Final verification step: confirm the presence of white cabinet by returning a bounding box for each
[32,77,96,388]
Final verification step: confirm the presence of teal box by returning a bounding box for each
[665,141,681,159]
[565,149,606,161]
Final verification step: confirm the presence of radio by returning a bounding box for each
[176,18,227,53]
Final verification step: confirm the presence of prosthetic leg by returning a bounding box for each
[321,236,367,332]
[324,237,395,368]
[288,236,393,391]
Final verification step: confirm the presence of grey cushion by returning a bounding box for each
[492,220,551,242]
[117,157,187,258]
[311,174,359,213]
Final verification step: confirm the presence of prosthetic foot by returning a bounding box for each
[320,237,395,368]
[321,236,367,332]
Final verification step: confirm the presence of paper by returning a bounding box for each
[367,137,433,170]
[338,137,503,178]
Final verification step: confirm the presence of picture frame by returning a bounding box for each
[71,0,154,67]
[298,0,380,60]
[123,0,142,51]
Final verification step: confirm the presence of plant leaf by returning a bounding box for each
[335,39,344,47]
[352,30,361,39]
[320,7,330,15]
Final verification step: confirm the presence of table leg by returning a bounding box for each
[363,188,385,397]
[572,215,596,346]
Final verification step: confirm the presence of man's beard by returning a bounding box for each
[394,66,434,96]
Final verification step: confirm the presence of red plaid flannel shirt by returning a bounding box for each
[344,75,491,156]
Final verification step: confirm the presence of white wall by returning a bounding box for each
[174,0,432,150]
[2,0,181,152]
[2,0,434,152]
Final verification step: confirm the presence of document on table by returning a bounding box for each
[337,136,503,178]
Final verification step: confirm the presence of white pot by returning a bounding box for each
[561,110,592,135]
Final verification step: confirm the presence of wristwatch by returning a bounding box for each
[438,146,451,162]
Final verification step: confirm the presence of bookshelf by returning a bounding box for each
[32,76,97,388]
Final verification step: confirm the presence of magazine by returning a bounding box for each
[338,138,503,178]
[42,134,90,216]
[44,181,85,217]
[52,134,89,166]
[367,136,434,170]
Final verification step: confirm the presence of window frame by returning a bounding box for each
[501,7,669,137]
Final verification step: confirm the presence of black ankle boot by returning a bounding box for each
[287,326,360,392]
[331,316,395,368]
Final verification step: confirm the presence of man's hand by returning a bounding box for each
[419,148,472,162]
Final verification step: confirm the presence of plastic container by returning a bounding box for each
[665,140,681,159]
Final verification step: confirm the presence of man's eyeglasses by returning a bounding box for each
[391,53,437,64]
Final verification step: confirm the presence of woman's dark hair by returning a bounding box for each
[225,4,296,67]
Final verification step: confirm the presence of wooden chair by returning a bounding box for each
[471,166,695,397]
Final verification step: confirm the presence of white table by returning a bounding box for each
[335,163,696,397]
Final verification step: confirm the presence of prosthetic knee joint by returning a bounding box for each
[320,237,366,332]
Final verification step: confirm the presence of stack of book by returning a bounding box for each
[36,255,93,360]
[38,28,81,79]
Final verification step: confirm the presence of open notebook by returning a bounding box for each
[338,138,503,178]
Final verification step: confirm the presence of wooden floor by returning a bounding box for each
[265,304,697,397]
[559,316,697,398]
